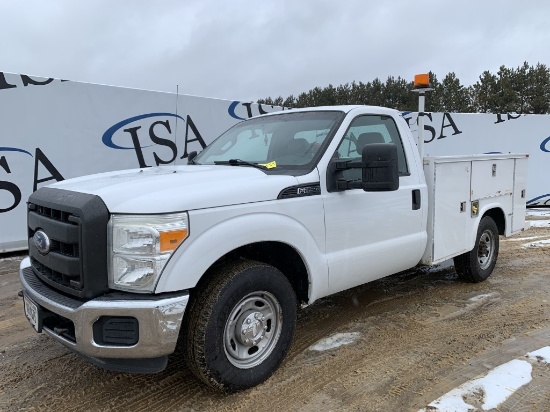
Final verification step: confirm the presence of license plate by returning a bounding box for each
[24,294,40,332]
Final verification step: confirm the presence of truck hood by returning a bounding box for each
[49,165,299,213]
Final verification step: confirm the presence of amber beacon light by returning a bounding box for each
[412,73,433,159]
[414,73,431,88]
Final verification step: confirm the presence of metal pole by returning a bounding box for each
[417,91,425,160]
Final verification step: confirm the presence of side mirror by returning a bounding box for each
[187,151,198,164]
[361,143,399,191]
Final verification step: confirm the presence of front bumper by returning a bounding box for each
[19,257,189,373]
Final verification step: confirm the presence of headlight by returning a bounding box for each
[108,212,189,292]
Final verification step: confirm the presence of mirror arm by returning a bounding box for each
[336,179,363,190]
[334,160,366,171]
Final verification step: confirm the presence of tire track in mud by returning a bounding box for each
[14,357,207,412]
[315,294,547,411]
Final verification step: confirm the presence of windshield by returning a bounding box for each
[193,111,344,174]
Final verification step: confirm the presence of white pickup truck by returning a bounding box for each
[20,102,528,392]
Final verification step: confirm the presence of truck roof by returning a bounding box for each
[258,105,400,118]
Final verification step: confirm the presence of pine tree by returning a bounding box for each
[440,72,473,113]
[513,62,530,113]
[426,72,443,113]
[495,65,517,113]
[526,63,550,114]
[471,71,499,113]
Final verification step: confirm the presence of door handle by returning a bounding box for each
[412,189,421,210]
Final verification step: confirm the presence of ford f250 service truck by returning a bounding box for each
[20,83,528,391]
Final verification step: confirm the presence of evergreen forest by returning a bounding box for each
[257,62,550,114]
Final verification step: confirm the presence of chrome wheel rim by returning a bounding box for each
[224,291,283,369]
[478,229,496,270]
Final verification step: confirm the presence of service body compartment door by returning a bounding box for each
[512,157,528,233]
[471,159,514,200]
[431,161,471,262]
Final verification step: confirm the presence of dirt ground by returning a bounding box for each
[0,212,549,412]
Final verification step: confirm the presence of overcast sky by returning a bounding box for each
[1,0,549,102]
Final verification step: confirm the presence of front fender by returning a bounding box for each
[154,211,328,302]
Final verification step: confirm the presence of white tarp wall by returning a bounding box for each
[1,72,549,252]
[0,72,283,252]
[403,111,549,207]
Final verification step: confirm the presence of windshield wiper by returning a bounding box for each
[214,159,268,170]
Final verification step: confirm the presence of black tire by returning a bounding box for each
[454,216,499,283]
[181,260,297,392]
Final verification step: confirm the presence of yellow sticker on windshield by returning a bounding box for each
[259,161,277,169]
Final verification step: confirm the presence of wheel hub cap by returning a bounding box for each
[478,229,495,270]
[223,292,283,369]
[237,311,267,346]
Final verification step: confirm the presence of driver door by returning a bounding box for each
[323,114,425,295]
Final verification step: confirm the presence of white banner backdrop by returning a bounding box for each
[0,72,283,252]
[1,72,549,252]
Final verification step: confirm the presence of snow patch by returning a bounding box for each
[0,256,23,263]
[505,235,545,242]
[468,293,494,302]
[526,346,550,364]
[309,332,361,351]
[419,359,532,411]
[527,209,550,217]
[522,239,550,248]
[423,259,454,273]
[528,220,550,228]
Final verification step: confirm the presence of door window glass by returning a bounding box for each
[335,115,409,178]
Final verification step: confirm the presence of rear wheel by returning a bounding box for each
[454,216,499,282]
[182,260,297,392]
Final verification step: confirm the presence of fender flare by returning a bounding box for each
[467,203,506,250]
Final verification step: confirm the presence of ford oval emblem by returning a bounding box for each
[33,230,51,255]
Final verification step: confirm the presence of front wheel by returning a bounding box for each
[454,216,499,282]
[182,260,297,392]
